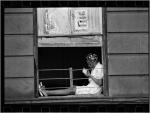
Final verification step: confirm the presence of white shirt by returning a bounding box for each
[88,62,103,87]
[76,62,103,94]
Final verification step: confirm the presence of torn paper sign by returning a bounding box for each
[43,9,58,34]
[74,9,88,31]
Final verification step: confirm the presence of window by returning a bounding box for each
[36,8,105,97]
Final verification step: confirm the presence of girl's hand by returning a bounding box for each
[86,70,91,77]
[82,68,88,75]
[82,68,91,77]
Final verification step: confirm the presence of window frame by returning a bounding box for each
[34,7,108,99]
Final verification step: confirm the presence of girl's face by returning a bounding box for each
[87,61,97,69]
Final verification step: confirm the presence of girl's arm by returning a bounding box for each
[86,71,103,86]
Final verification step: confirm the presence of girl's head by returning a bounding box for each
[86,53,98,69]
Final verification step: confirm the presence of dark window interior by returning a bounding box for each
[38,47,102,90]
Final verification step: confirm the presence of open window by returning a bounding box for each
[38,47,102,89]
[36,8,105,97]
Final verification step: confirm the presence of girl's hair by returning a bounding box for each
[86,53,98,63]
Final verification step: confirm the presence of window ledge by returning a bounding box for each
[5,95,149,104]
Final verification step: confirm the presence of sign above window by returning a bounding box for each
[37,8,71,36]
[74,9,88,31]
[37,8,102,36]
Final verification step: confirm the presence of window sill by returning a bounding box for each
[5,95,149,104]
